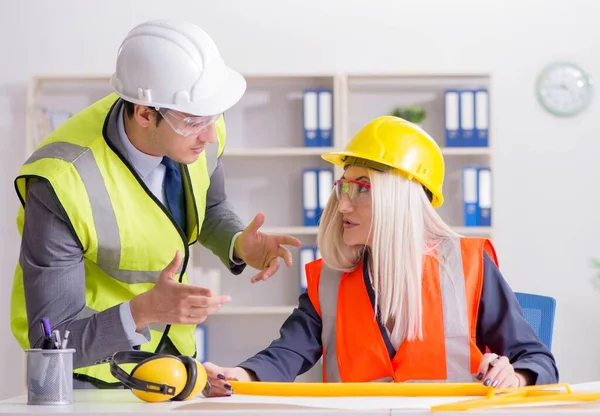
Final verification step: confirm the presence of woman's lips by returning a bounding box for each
[343,218,358,228]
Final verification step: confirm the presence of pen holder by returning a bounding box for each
[25,348,75,405]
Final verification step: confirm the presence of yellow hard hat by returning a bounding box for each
[322,116,445,208]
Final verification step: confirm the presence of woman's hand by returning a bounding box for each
[476,353,528,388]
[202,362,256,397]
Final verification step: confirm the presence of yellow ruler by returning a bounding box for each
[228,381,491,397]
[227,381,600,411]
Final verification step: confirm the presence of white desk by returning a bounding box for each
[1,385,600,416]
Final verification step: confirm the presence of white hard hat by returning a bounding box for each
[110,19,246,116]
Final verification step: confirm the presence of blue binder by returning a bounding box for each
[302,169,319,226]
[318,89,333,147]
[477,167,492,226]
[462,166,479,226]
[303,90,319,147]
[444,89,461,147]
[299,246,316,293]
[317,168,334,224]
[474,89,489,147]
[460,90,476,147]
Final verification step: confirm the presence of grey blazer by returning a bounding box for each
[16,98,246,388]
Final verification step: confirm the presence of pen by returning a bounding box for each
[41,317,51,337]
[53,330,61,349]
[61,330,70,349]
[40,317,55,350]
[39,321,46,339]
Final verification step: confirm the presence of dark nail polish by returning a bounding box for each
[224,383,232,389]
[217,374,226,380]
[475,372,483,380]
[484,378,491,386]
[492,380,499,388]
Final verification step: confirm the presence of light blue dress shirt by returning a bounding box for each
[116,107,241,346]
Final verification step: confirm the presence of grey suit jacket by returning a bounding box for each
[17,98,246,387]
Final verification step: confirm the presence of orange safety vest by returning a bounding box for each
[306,236,499,383]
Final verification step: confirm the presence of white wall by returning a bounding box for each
[1,0,599,399]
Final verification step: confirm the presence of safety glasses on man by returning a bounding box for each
[334,178,371,206]
[157,108,221,137]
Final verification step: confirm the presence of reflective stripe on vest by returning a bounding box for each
[319,238,473,383]
[22,141,219,285]
[205,141,218,178]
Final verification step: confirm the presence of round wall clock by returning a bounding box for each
[535,61,593,117]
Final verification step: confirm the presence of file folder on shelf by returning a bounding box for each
[462,166,492,227]
[444,88,490,147]
[462,166,479,227]
[299,246,316,292]
[477,167,492,226]
[318,89,333,147]
[444,89,460,147]
[303,88,333,147]
[474,89,489,147]
[303,90,318,147]
[302,169,319,226]
[317,168,334,222]
[459,90,475,147]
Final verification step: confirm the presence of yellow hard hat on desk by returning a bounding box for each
[321,115,445,208]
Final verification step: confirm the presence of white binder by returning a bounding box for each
[299,246,316,292]
[462,166,479,226]
[317,168,334,223]
[474,89,489,147]
[303,90,318,147]
[444,90,460,146]
[302,169,319,226]
[318,90,333,146]
[477,168,492,226]
[460,90,475,146]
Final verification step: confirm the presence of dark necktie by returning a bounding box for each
[161,156,186,230]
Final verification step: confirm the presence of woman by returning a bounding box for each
[202,116,559,396]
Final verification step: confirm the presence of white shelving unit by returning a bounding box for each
[25,72,494,383]
[216,305,297,315]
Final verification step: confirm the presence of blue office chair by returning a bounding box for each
[513,292,556,350]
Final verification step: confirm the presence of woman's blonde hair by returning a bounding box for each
[317,166,459,345]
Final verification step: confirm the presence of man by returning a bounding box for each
[10,19,301,389]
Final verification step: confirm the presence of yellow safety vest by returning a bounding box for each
[10,93,227,386]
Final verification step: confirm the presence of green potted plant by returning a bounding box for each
[390,105,427,125]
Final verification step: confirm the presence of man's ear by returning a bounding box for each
[133,105,157,128]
